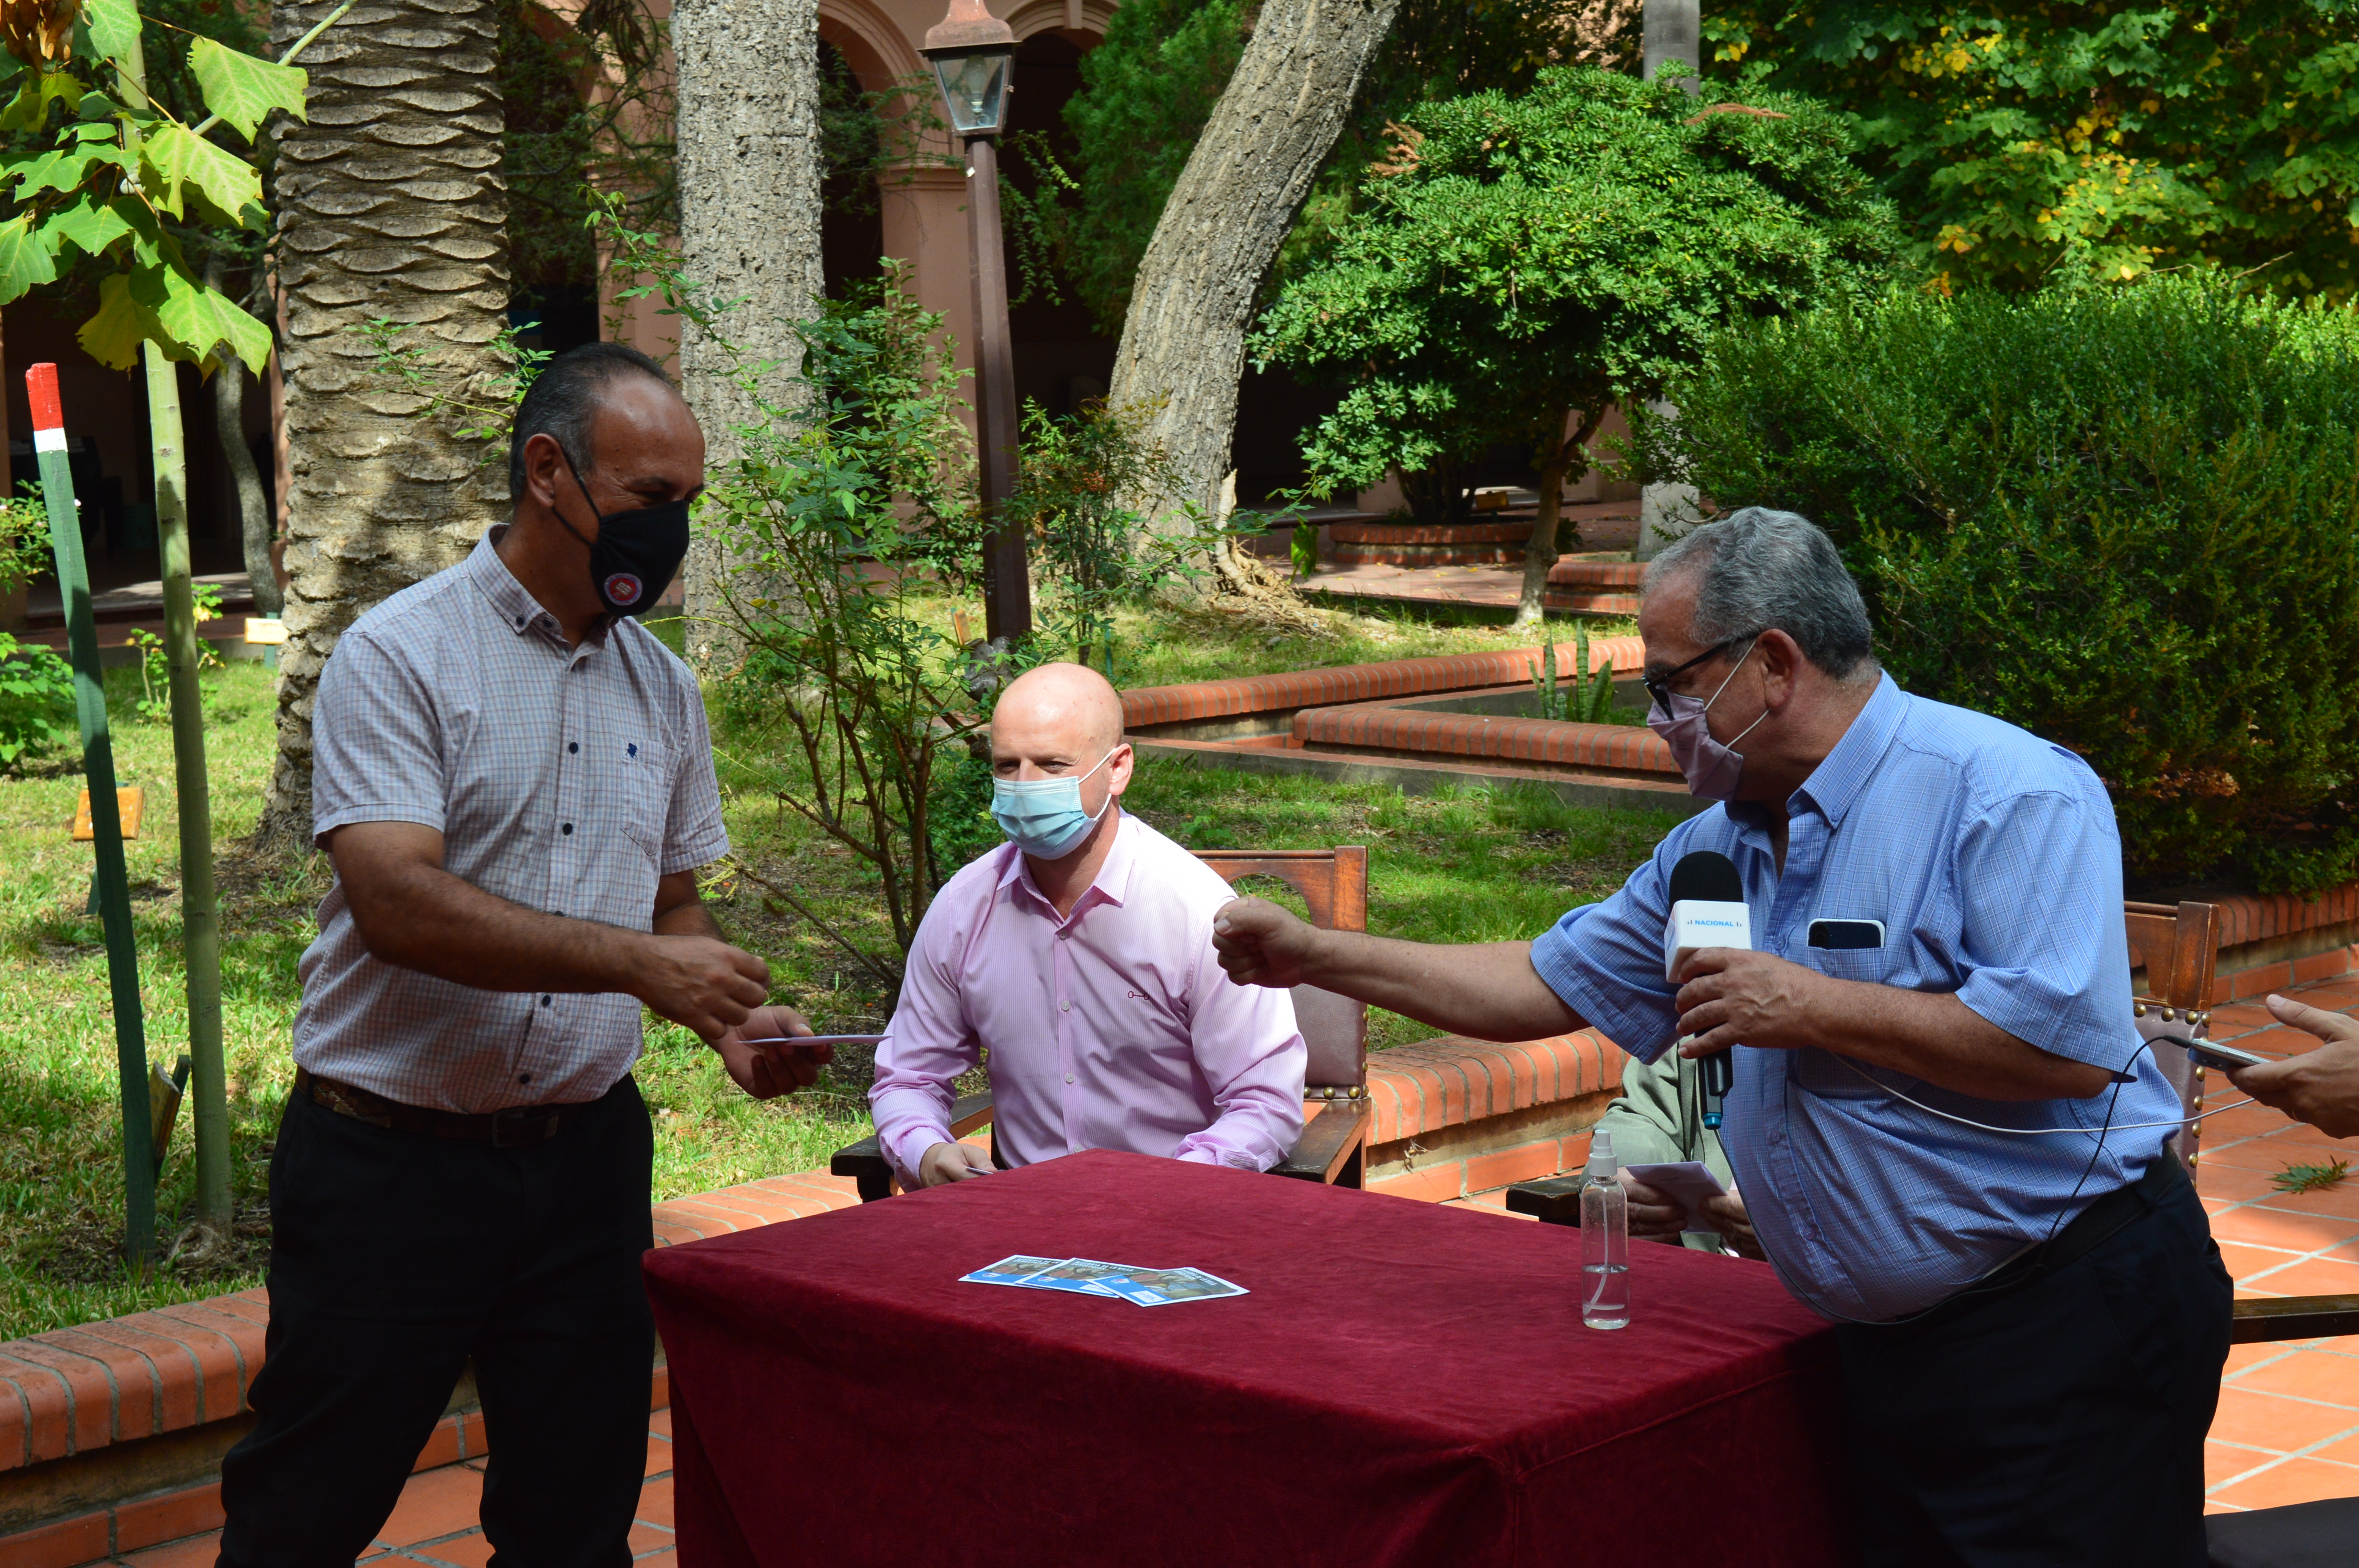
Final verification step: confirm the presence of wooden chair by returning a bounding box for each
[829,846,1373,1200]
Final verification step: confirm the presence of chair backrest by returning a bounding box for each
[2125,900,2221,1173]
[1193,848,1369,1096]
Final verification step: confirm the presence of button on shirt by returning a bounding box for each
[295,529,729,1113]
[870,815,1306,1181]
[1530,677,2176,1321]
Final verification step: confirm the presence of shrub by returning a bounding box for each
[1637,275,2359,895]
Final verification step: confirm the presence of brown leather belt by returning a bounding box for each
[295,1067,572,1148]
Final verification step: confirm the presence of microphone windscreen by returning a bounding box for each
[1667,849,1744,906]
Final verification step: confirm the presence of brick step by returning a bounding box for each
[1543,591,1642,616]
[1289,706,1679,781]
[1123,641,1645,733]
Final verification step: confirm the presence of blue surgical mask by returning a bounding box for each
[992,748,1118,860]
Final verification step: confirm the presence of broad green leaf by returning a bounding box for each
[13,142,128,199]
[139,123,262,226]
[42,195,134,259]
[153,265,271,370]
[83,0,140,66]
[0,215,58,306]
[188,36,306,142]
[76,272,156,370]
[0,68,82,133]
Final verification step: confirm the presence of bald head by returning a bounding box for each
[990,662,1135,838]
[993,663,1126,756]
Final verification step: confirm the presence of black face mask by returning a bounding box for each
[553,447,692,618]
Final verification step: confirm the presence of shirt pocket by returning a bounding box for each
[1805,945,1891,985]
[615,737,673,866]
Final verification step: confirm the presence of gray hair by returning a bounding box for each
[1643,508,1877,680]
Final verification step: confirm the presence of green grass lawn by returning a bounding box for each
[0,601,1673,1340]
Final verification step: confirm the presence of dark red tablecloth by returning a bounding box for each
[643,1149,1851,1568]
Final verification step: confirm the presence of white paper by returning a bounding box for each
[1622,1160,1729,1238]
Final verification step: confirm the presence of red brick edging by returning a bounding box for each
[1292,706,1676,777]
[1123,640,1645,730]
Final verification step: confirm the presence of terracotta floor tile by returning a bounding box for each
[635,1475,674,1531]
[628,1522,674,1553]
[2202,1162,2300,1200]
[406,1535,495,1568]
[2243,1256,2359,1297]
[645,1433,672,1477]
[633,1552,675,1566]
[649,1408,673,1439]
[2205,1105,2312,1142]
[2205,1387,2359,1454]
[2207,1205,2359,1253]
[376,1463,485,1547]
[2253,1182,2359,1223]
[2209,1439,2277,1488]
[2207,1455,2359,1511]
[2234,1348,2359,1409]
[2227,1343,2307,1376]
[121,1535,225,1568]
[2203,1140,2334,1177]
[2220,1240,2314,1285]
[2300,1427,2359,1468]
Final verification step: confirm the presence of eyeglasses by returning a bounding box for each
[1642,635,1758,718]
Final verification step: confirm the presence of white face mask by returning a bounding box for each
[991,748,1118,859]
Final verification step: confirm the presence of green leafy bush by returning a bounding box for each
[1638,276,2359,894]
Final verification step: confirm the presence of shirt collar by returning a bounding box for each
[467,526,592,658]
[998,809,1137,921]
[1789,673,1906,828]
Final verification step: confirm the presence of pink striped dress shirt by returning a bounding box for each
[870,814,1306,1183]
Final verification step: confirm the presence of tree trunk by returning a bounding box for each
[204,257,281,618]
[251,0,511,856]
[1109,0,1405,528]
[671,0,823,668]
[1515,407,1600,629]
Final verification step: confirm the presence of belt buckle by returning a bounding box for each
[490,1105,559,1148]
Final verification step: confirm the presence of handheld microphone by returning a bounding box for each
[1665,850,1748,1129]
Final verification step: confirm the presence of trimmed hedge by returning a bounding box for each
[1644,278,2359,895]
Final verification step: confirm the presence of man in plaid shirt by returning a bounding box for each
[217,344,822,1565]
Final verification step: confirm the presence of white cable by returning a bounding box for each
[1836,1056,2255,1135]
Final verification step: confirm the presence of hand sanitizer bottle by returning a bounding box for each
[1580,1130,1629,1330]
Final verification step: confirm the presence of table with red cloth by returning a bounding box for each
[642,1149,1853,1568]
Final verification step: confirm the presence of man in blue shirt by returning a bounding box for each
[1213,509,2230,1566]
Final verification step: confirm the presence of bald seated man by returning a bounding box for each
[868,662,1306,1186]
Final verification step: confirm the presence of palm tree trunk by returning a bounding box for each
[671,0,823,666]
[251,0,511,854]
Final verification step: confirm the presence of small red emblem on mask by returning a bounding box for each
[604,573,643,606]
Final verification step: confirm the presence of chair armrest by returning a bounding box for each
[1504,1174,1586,1226]
[830,1091,997,1203]
[2231,1294,2359,1343]
[1272,1099,1369,1184]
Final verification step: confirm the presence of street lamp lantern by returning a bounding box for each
[920,0,1030,645]
[921,0,1017,137]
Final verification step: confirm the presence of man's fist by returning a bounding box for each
[2228,994,2359,1138]
[636,934,771,1041]
[1211,897,1319,988]
[919,1140,994,1186]
[711,1003,829,1101]
[1671,948,1828,1058]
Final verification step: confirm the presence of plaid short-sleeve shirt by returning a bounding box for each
[294,529,729,1113]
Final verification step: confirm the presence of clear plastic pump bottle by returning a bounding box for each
[1580,1129,1629,1330]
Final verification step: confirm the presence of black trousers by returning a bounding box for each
[216,1076,657,1568]
[1837,1175,2232,1567]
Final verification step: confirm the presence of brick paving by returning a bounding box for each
[82,1409,679,1565]
[2179,977,2359,1513]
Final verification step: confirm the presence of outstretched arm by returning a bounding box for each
[1210,897,1584,1043]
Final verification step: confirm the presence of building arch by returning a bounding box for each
[817,0,928,90]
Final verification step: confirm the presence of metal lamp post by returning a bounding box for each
[921,0,1030,643]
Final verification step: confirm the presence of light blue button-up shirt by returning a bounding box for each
[1531,676,2177,1321]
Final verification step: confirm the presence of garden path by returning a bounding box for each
[1296,504,1641,615]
